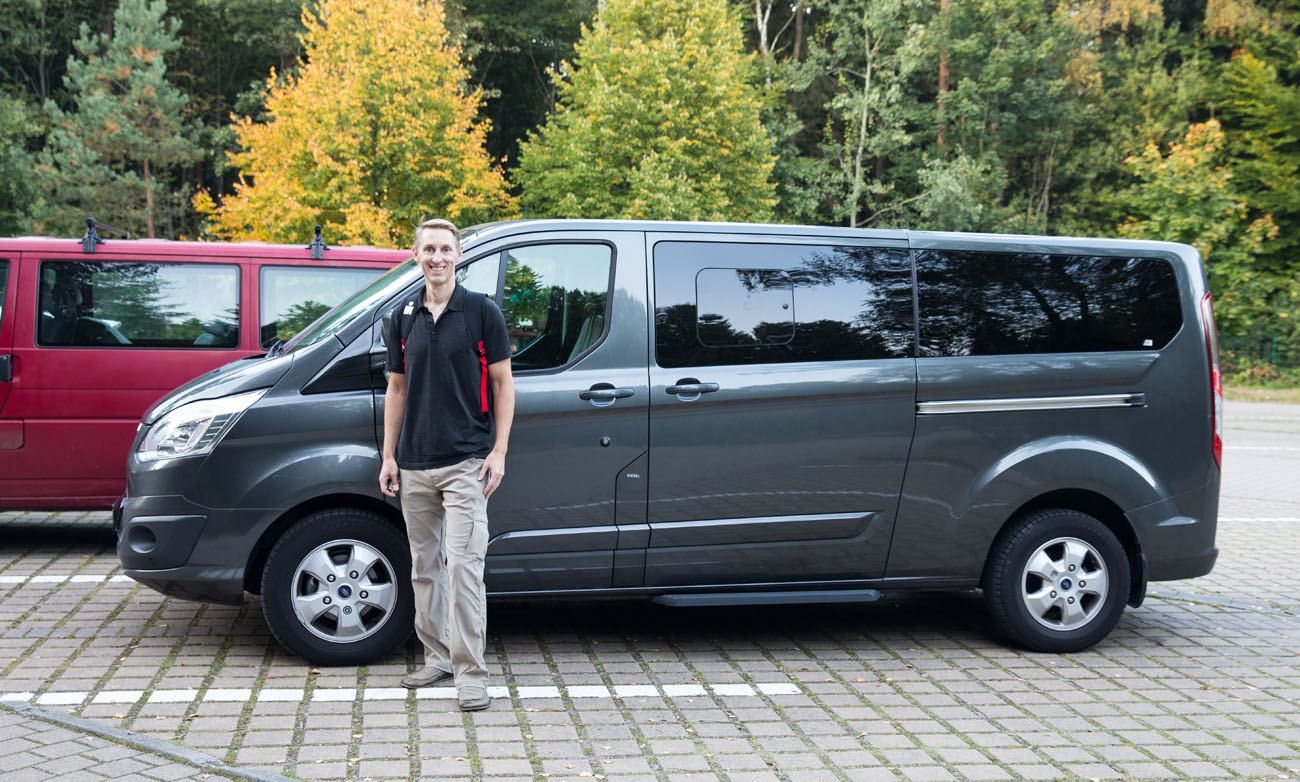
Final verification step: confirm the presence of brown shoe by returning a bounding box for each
[400,666,453,688]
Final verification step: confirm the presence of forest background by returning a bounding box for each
[1,0,1297,385]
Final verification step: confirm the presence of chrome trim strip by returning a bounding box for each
[917,393,1146,415]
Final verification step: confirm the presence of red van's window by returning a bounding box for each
[37,261,240,349]
[259,266,383,348]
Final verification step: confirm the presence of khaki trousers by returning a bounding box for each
[400,458,489,693]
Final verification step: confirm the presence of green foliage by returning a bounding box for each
[0,93,41,235]
[1218,49,1300,271]
[448,0,597,173]
[1116,119,1278,336]
[516,0,777,220]
[30,0,201,238]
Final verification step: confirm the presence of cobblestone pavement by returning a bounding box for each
[0,400,1296,781]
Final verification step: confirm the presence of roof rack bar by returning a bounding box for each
[81,217,130,254]
[307,224,328,260]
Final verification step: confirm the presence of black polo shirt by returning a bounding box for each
[384,284,511,470]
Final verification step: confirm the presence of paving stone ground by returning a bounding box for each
[0,399,1297,781]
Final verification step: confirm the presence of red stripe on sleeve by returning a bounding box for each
[478,340,489,413]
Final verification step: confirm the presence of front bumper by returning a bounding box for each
[116,491,250,606]
[124,563,246,605]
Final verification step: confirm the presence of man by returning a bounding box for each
[379,218,514,712]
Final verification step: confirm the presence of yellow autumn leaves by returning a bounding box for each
[196,0,515,246]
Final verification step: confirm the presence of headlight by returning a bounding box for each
[137,389,268,463]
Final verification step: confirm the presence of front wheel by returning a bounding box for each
[983,509,1130,653]
[261,509,413,665]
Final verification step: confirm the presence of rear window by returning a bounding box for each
[916,250,1183,357]
[38,260,240,349]
[260,266,383,348]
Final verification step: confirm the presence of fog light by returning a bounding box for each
[127,525,157,555]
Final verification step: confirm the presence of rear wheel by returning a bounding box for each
[983,509,1130,653]
[261,509,412,665]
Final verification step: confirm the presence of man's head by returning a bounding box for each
[413,218,461,289]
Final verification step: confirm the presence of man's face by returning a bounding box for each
[414,227,461,287]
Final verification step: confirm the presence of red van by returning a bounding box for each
[0,231,405,509]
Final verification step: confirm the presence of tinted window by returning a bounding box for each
[38,261,239,349]
[502,244,612,372]
[260,266,383,348]
[916,250,1183,357]
[0,261,7,329]
[654,241,914,368]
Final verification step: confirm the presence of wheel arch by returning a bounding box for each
[984,488,1146,608]
[243,493,406,594]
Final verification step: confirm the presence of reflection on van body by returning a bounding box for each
[111,221,1220,665]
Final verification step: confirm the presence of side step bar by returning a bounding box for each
[652,589,881,608]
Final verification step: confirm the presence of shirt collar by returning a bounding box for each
[418,283,465,313]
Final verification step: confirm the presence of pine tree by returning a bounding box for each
[31,0,200,238]
[198,0,515,247]
[516,0,776,221]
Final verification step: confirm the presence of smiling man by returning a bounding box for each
[379,218,514,711]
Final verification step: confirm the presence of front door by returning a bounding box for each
[0,252,245,508]
[377,231,650,593]
[644,232,918,587]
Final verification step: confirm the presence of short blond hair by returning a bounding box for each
[414,218,460,250]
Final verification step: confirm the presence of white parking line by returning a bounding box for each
[1220,517,1300,522]
[0,679,806,708]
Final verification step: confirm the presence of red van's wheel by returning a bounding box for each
[261,509,413,665]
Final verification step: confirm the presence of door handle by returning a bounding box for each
[579,383,634,407]
[0,354,11,383]
[665,379,719,401]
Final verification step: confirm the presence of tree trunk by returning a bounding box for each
[144,158,155,239]
[937,0,949,150]
[793,3,805,61]
[849,16,873,228]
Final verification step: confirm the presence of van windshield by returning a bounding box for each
[282,259,420,353]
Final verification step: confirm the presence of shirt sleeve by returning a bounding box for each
[382,309,405,374]
[482,297,512,364]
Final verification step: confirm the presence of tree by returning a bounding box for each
[197,0,516,246]
[516,0,777,221]
[1116,120,1278,335]
[0,93,40,234]
[30,0,200,238]
[449,0,597,174]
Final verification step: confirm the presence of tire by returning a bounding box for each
[983,508,1130,653]
[261,508,413,666]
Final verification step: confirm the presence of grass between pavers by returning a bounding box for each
[1225,386,1300,403]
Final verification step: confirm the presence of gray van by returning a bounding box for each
[115,220,1221,664]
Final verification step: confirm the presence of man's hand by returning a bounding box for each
[379,457,400,497]
[478,450,506,497]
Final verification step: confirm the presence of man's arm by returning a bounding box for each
[380,371,407,496]
[479,358,514,497]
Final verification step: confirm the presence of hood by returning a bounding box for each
[144,352,295,425]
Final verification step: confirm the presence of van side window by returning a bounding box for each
[260,266,385,348]
[38,261,240,349]
[0,261,7,327]
[457,252,501,299]
[916,250,1183,357]
[501,244,612,372]
[654,241,914,368]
